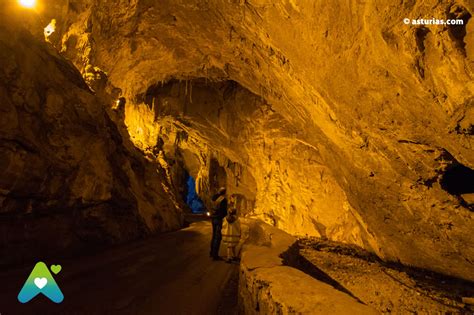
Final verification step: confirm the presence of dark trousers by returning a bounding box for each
[210,218,223,258]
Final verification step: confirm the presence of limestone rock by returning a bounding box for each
[0,18,183,265]
[2,0,474,281]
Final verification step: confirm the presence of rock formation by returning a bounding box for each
[1,0,473,281]
[0,6,184,265]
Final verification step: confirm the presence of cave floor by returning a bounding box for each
[0,221,237,315]
[297,238,474,314]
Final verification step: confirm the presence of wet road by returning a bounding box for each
[0,221,237,315]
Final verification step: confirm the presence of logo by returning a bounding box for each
[17,262,64,304]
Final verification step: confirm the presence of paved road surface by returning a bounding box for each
[0,221,237,315]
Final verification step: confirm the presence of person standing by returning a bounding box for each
[222,206,241,263]
[210,187,228,260]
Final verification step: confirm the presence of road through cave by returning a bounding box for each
[0,0,473,314]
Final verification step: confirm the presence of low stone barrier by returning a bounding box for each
[238,219,378,314]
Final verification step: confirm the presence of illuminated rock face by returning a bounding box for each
[0,19,183,264]
[2,1,474,280]
[123,79,376,253]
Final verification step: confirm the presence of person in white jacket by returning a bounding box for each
[222,206,241,263]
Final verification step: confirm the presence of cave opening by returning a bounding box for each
[184,172,205,213]
[440,163,474,195]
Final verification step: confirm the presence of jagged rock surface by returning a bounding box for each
[2,0,474,280]
[0,17,183,265]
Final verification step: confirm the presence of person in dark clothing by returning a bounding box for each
[209,187,228,260]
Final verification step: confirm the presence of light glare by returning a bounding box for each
[19,0,36,8]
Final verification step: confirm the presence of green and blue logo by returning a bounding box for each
[17,262,64,304]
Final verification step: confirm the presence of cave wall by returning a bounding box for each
[123,79,382,254]
[0,12,184,265]
[3,0,474,280]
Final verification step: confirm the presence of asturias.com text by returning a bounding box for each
[403,18,464,25]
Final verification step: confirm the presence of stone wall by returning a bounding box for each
[238,219,378,314]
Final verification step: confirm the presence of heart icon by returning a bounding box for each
[34,277,47,289]
[51,264,62,274]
